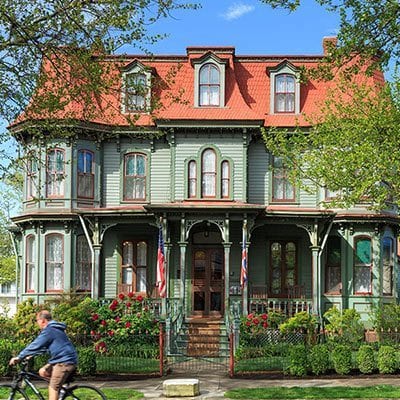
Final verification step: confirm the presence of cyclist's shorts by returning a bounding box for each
[43,363,76,391]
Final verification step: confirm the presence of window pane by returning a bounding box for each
[136,267,147,292]
[209,65,219,84]
[46,235,63,290]
[188,160,197,198]
[123,242,134,265]
[137,241,147,266]
[382,237,393,295]
[209,86,219,105]
[355,239,371,264]
[76,236,91,291]
[354,266,371,293]
[26,236,35,291]
[122,267,133,285]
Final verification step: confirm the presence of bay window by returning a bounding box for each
[76,235,92,292]
[45,234,63,291]
[46,148,65,197]
[26,235,35,292]
[354,236,372,294]
[77,150,94,199]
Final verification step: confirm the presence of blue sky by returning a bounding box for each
[133,1,340,56]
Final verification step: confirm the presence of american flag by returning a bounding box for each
[156,226,166,298]
[240,225,248,287]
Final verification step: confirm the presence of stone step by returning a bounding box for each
[163,378,200,397]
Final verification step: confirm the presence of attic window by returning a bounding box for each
[122,62,152,113]
[268,61,300,115]
[192,53,226,108]
[199,64,220,106]
[125,73,148,112]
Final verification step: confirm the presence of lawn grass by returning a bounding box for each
[224,385,400,399]
[0,386,144,399]
[96,356,159,373]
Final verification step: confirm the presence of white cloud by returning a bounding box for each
[222,3,255,21]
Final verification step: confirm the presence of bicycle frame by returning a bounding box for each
[10,365,48,400]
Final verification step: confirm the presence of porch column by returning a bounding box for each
[223,242,232,315]
[310,245,321,317]
[93,244,102,299]
[178,241,188,314]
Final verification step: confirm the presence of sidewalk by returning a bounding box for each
[92,372,400,400]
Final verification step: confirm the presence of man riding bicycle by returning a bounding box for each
[9,310,77,400]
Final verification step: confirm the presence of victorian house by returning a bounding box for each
[9,37,398,338]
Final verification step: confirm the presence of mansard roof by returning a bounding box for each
[11,38,384,131]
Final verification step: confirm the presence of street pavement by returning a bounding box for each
[91,371,400,399]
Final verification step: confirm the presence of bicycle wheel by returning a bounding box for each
[62,384,107,400]
[0,384,29,400]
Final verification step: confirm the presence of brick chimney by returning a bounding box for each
[322,36,338,56]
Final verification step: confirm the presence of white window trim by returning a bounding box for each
[193,54,226,108]
[121,62,152,114]
[269,62,300,115]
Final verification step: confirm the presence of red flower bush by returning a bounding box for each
[90,293,160,353]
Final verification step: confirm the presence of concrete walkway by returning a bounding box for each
[92,372,400,399]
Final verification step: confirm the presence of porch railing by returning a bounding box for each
[249,297,312,316]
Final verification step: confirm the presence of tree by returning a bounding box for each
[262,77,400,210]
[0,168,22,284]
[259,0,400,73]
[0,0,199,176]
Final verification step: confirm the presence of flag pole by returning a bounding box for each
[241,219,248,316]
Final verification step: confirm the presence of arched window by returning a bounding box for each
[76,235,91,291]
[270,241,296,295]
[26,235,35,292]
[201,149,216,198]
[188,160,197,198]
[121,240,147,293]
[275,74,295,113]
[77,150,94,199]
[272,156,295,202]
[199,64,220,106]
[125,73,148,111]
[354,236,372,294]
[46,148,65,197]
[221,160,230,198]
[123,153,146,201]
[382,237,394,296]
[325,236,342,293]
[26,154,38,200]
[45,234,63,291]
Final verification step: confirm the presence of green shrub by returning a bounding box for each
[378,345,397,374]
[324,307,365,349]
[279,312,317,345]
[357,344,375,374]
[77,347,96,376]
[0,340,13,376]
[33,354,50,371]
[286,344,308,377]
[331,344,352,375]
[308,343,330,375]
[370,303,400,332]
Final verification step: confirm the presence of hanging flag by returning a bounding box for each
[156,226,166,298]
[240,224,248,287]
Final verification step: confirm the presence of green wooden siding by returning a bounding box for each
[150,142,171,203]
[248,142,270,204]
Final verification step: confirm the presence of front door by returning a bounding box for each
[192,248,224,317]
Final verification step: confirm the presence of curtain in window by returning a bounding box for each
[46,149,65,197]
[199,64,220,106]
[46,235,63,290]
[26,236,35,291]
[126,73,146,111]
[76,236,92,291]
[124,153,146,200]
[27,156,38,199]
[201,149,216,197]
[188,160,197,198]
[221,160,229,198]
[272,156,294,200]
[275,74,295,112]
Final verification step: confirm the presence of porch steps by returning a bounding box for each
[174,319,229,357]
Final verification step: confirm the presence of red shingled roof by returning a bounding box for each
[13,40,384,129]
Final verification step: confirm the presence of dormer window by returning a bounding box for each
[275,74,295,113]
[268,61,300,115]
[199,64,220,106]
[125,73,148,112]
[192,52,227,108]
[122,61,152,113]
